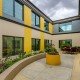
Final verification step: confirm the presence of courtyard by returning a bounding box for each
[13,54,75,80]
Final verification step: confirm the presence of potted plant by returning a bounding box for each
[45,44,61,65]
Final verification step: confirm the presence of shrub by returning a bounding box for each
[45,44,59,55]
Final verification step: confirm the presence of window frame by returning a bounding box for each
[3,0,24,21]
[44,20,49,31]
[2,35,24,57]
[44,39,49,48]
[32,38,40,51]
[14,0,24,21]
[59,22,72,32]
[32,11,40,28]
[59,39,72,48]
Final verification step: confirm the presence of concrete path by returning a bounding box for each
[13,54,75,80]
[71,54,80,80]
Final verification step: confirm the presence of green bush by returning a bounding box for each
[45,44,59,55]
[4,59,13,69]
[0,67,4,73]
[0,51,43,74]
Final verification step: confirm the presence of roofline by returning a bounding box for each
[53,15,80,24]
[19,0,53,24]
[13,0,80,24]
[27,0,53,22]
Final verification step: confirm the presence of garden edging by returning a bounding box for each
[0,53,46,80]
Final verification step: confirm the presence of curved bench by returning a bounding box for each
[0,53,46,80]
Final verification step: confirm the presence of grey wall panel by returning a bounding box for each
[54,20,80,34]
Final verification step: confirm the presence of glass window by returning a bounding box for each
[32,38,40,51]
[3,36,23,57]
[15,1,23,20]
[36,39,40,50]
[44,39,49,48]
[3,0,14,16]
[32,12,40,27]
[44,20,49,31]
[15,37,23,54]
[32,38,36,51]
[59,22,72,32]
[3,0,23,21]
[36,15,40,27]
[49,40,52,45]
[3,36,14,57]
[32,12,35,26]
[59,39,72,48]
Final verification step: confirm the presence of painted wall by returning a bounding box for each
[24,5,32,26]
[49,23,53,34]
[40,17,44,31]
[32,29,40,38]
[52,33,80,51]
[44,33,52,40]
[0,0,2,16]
[40,17,45,51]
[24,27,32,52]
[24,5,32,52]
[54,20,80,34]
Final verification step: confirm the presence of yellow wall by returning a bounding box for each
[53,24,54,33]
[40,17,44,30]
[24,5,32,52]
[49,23,53,34]
[0,0,2,16]
[24,27,32,52]
[40,17,44,51]
[40,32,44,51]
[24,5,32,26]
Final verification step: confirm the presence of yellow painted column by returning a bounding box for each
[24,28,32,52]
[40,17,45,51]
[0,0,2,16]
[53,24,54,33]
[24,5,32,26]
[40,17,44,30]
[24,5,32,52]
[40,32,44,51]
[49,23,53,34]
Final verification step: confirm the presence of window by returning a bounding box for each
[50,40,52,45]
[32,38,40,51]
[59,22,72,32]
[15,0,23,20]
[3,0,23,21]
[59,39,72,48]
[32,12,35,26]
[36,15,40,27]
[3,0,14,16]
[32,12,40,27]
[44,39,49,48]
[14,37,23,54]
[3,36,23,57]
[44,20,49,31]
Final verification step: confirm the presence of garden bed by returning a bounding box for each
[0,51,43,74]
[0,52,45,80]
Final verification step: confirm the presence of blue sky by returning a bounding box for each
[29,0,79,21]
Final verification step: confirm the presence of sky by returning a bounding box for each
[29,0,79,21]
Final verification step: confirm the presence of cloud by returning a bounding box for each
[29,0,78,20]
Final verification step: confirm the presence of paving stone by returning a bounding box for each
[13,54,75,80]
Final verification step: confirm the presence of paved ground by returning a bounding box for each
[71,54,80,80]
[13,54,75,80]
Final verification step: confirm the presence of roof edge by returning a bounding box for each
[53,15,80,24]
